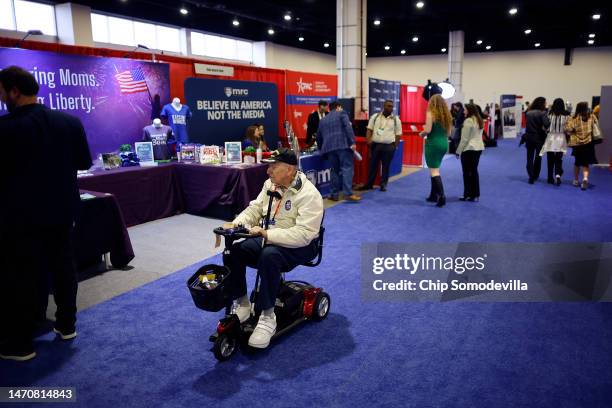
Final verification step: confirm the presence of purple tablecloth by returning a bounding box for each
[175,162,269,220]
[76,190,135,269]
[77,164,183,227]
[77,162,268,225]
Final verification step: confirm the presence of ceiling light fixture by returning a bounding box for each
[416,1,424,8]
[401,49,406,54]
[284,14,292,21]
[232,19,240,26]
[476,40,483,45]
[592,14,601,20]
[509,8,518,15]
[180,8,188,15]
[485,45,491,50]
[324,42,330,48]
[534,43,541,47]
[298,36,304,42]
[268,28,275,35]
[412,36,419,42]
[373,19,381,26]
[588,39,595,45]
[384,45,390,50]
[441,48,447,52]
[524,29,532,34]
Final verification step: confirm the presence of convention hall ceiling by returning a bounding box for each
[56,0,611,57]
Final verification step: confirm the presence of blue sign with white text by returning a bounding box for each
[368,77,401,116]
[185,78,278,147]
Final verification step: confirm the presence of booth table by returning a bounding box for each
[75,190,135,272]
[77,162,269,226]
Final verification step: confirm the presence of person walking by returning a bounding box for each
[565,102,599,190]
[540,98,569,186]
[524,97,551,184]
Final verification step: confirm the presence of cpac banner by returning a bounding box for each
[500,94,518,138]
[369,77,401,116]
[185,78,278,147]
[0,48,170,156]
[285,70,337,141]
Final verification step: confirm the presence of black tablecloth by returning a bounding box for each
[77,164,183,227]
[75,190,135,270]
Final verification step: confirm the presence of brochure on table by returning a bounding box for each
[225,142,242,164]
[135,142,156,166]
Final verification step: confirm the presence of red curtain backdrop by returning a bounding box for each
[400,84,428,124]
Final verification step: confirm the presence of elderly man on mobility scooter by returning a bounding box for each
[222,148,324,349]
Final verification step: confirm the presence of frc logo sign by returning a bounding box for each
[224,87,249,97]
[296,77,313,94]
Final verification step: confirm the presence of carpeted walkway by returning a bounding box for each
[2,141,612,408]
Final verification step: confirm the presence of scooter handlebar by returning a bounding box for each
[213,226,258,239]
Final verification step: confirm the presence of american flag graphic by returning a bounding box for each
[115,68,148,94]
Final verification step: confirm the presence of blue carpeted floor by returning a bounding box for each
[2,141,612,408]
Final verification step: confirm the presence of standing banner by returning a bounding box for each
[500,94,518,138]
[185,78,278,147]
[369,77,401,116]
[0,48,170,157]
[285,70,337,141]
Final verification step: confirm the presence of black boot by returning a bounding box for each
[432,176,446,207]
[426,177,437,202]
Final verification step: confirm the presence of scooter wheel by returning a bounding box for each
[213,334,237,361]
[311,292,331,321]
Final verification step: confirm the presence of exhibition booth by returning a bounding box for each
[0,37,432,272]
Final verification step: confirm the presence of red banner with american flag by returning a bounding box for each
[115,67,149,94]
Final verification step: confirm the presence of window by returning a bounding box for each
[92,12,181,53]
[0,0,15,30]
[236,40,253,62]
[14,0,56,35]
[91,13,108,43]
[134,21,156,49]
[191,31,252,62]
[155,25,180,53]
[108,16,134,46]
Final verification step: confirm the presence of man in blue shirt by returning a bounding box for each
[316,101,361,202]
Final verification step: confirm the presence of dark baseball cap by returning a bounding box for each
[261,148,298,165]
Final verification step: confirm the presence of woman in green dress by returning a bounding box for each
[420,94,453,207]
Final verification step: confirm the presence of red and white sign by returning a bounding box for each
[285,70,337,142]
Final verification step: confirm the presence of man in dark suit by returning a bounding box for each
[0,66,92,361]
[306,100,328,147]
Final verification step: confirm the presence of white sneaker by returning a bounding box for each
[231,302,251,323]
[248,313,277,349]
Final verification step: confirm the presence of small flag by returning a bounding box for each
[115,68,148,94]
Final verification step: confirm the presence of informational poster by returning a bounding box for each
[369,77,401,116]
[500,94,518,138]
[285,70,337,141]
[225,141,242,164]
[185,78,278,148]
[0,48,170,157]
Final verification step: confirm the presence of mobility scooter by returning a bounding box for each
[188,190,330,361]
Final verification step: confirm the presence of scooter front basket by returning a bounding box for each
[187,264,231,312]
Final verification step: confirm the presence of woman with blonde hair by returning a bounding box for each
[420,94,453,207]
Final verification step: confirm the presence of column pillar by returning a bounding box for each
[448,30,464,100]
[336,0,367,118]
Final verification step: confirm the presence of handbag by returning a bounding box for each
[592,118,603,145]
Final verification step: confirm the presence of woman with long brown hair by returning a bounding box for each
[565,102,598,190]
[456,104,485,201]
[243,125,268,150]
[420,94,453,207]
